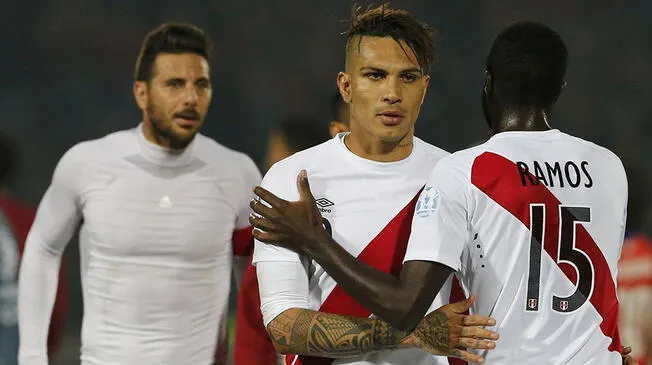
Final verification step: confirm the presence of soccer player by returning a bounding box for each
[252,4,498,365]
[250,21,633,364]
[17,23,260,365]
[618,162,652,365]
[0,133,67,365]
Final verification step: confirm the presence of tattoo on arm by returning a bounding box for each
[267,309,412,358]
[413,310,449,351]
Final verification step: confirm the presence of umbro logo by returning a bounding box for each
[315,198,334,208]
[315,197,334,213]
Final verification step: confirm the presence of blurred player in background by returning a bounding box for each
[265,117,332,170]
[618,162,652,365]
[0,133,67,365]
[17,23,260,365]
[250,20,637,364]
[234,117,330,365]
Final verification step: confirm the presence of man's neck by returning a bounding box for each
[344,130,414,163]
[142,120,171,148]
[493,108,552,133]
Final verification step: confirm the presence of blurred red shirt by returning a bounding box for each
[0,195,68,356]
[618,232,652,365]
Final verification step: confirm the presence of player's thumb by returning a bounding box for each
[451,295,475,313]
[297,169,315,202]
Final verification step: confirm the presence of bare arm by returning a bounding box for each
[305,230,453,330]
[255,260,416,358]
[268,308,411,358]
[254,257,496,363]
[18,149,83,365]
[250,171,454,330]
[267,302,494,363]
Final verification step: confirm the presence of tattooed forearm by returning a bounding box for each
[266,308,412,358]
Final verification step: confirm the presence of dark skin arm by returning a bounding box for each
[250,170,458,331]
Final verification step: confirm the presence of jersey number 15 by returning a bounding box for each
[525,205,593,313]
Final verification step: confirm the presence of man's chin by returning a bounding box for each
[376,126,411,144]
[174,120,202,134]
[169,126,199,149]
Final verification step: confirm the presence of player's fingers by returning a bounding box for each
[250,199,277,218]
[461,326,499,340]
[622,346,632,355]
[446,348,485,364]
[296,170,316,202]
[249,214,280,233]
[251,228,285,244]
[448,295,475,314]
[253,186,288,209]
[462,315,497,327]
[457,337,496,351]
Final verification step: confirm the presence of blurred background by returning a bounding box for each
[1,1,650,364]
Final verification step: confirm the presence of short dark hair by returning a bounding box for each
[0,132,16,186]
[486,21,567,110]
[330,90,350,125]
[344,3,436,75]
[275,117,330,153]
[134,23,212,82]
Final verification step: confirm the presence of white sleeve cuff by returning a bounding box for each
[256,261,310,327]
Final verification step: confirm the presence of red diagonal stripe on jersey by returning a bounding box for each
[470,151,621,352]
[232,226,254,256]
[286,191,421,365]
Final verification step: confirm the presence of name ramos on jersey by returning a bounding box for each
[516,160,593,188]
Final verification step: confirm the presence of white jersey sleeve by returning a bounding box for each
[256,261,310,326]
[403,157,470,271]
[234,155,262,231]
[252,161,302,264]
[18,145,85,365]
[252,162,311,325]
[230,154,261,283]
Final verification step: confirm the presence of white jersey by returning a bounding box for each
[404,129,626,364]
[17,124,261,365]
[253,133,452,365]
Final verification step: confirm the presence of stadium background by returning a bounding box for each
[1,1,650,364]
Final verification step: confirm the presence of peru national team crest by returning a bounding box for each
[560,300,569,311]
[416,186,440,218]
